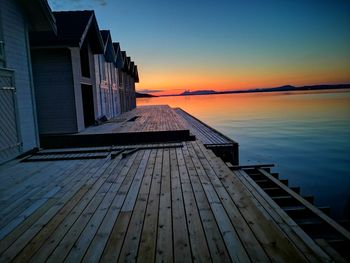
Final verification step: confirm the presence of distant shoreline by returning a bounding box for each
[136,84,350,98]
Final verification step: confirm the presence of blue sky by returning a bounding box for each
[48,0,350,94]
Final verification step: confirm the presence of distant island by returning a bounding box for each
[135,92,157,98]
[161,84,350,97]
[181,90,217,96]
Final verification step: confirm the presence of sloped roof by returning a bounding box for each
[134,65,139,83]
[100,30,115,62]
[100,30,109,44]
[30,10,103,53]
[121,51,128,72]
[130,61,135,76]
[125,56,131,73]
[18,0,57,33]
[113,43,124,69]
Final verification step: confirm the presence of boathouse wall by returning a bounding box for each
[31,48,77,134]
[0,0,55,163]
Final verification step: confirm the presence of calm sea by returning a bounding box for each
[138,89,350,220]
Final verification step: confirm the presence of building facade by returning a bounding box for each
[94,30,121,120]
[0,2,139,164]
[30,11,104,134]
[0,0,56,164]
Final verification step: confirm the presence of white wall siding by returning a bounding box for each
[93,54,102,117]
[31,48,77,134]
[0,0,39,153]
[70,47,85,131]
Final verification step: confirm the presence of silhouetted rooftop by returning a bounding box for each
[30,10,103,53]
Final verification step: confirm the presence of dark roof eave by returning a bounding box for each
[18,0,57,34]
[39,0,57,34]
[100,31,115,62]
[134,66,139,82]
[79,14,104,54]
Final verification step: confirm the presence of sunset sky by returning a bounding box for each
[48,0,350,95]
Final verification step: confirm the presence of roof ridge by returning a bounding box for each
[53,10,94,13]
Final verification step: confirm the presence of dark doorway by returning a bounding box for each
[81,84,95,127]
[80,42,90,78]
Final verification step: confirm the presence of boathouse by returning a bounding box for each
[30,10,104,134]
[112,42,126,114]
[120,53,137,112]
[120,51,128,112]
[94,30,121,119]
[0,0,56,164]
[129,61,137,109]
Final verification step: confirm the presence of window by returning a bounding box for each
[80,42,90,78]
[118,70,123,86]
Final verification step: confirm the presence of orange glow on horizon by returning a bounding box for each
[136,66,350,96]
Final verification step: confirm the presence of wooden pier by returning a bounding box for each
[40,106,194,148]
[40,105,239,164]
[0,105,349,262]
[174,107,239,164]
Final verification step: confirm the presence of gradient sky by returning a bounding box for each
[48,0,350,95]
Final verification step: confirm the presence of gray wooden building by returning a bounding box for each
[113,43,126,112]
[0,0,56,164]
[94,30,121,119]
[0,3,139,163]
[30,11,104,134]
[118,51,138,112]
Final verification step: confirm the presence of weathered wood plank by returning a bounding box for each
[63,158,137,262]
[175,147,211,262]
[156,148,173,262]
[191,141,270,262]
[169,148,192,263]
[16,159,118,262]
[118,149,157,262]
[0,159,99,255]
[182,144,233,262]
[137,149,163,262]
[195,142,318,262]
[81,153,142,262]
[88,150,147,263]
[3,158,113,262]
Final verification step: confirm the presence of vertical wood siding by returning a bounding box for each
[31,48,77,134]
[0,0,38,153]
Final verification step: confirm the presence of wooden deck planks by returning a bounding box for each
[175,147,212,262]
[0,160,84,232]
[189,141,270,262]
[0,140,332,262]
[81,105,188,135]
[80,152,143,262]
[98,150,148,262]
[137,148,163,262]
[0,158,107,256]
[194,141,329,262]
[174,108,233,145]
[169,148,192,263]
[10,157,121,262]
[118,149,157,262]
[182,144,232,262]
[156,148,173,262]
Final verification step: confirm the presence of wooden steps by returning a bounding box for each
[230,164,350,261]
